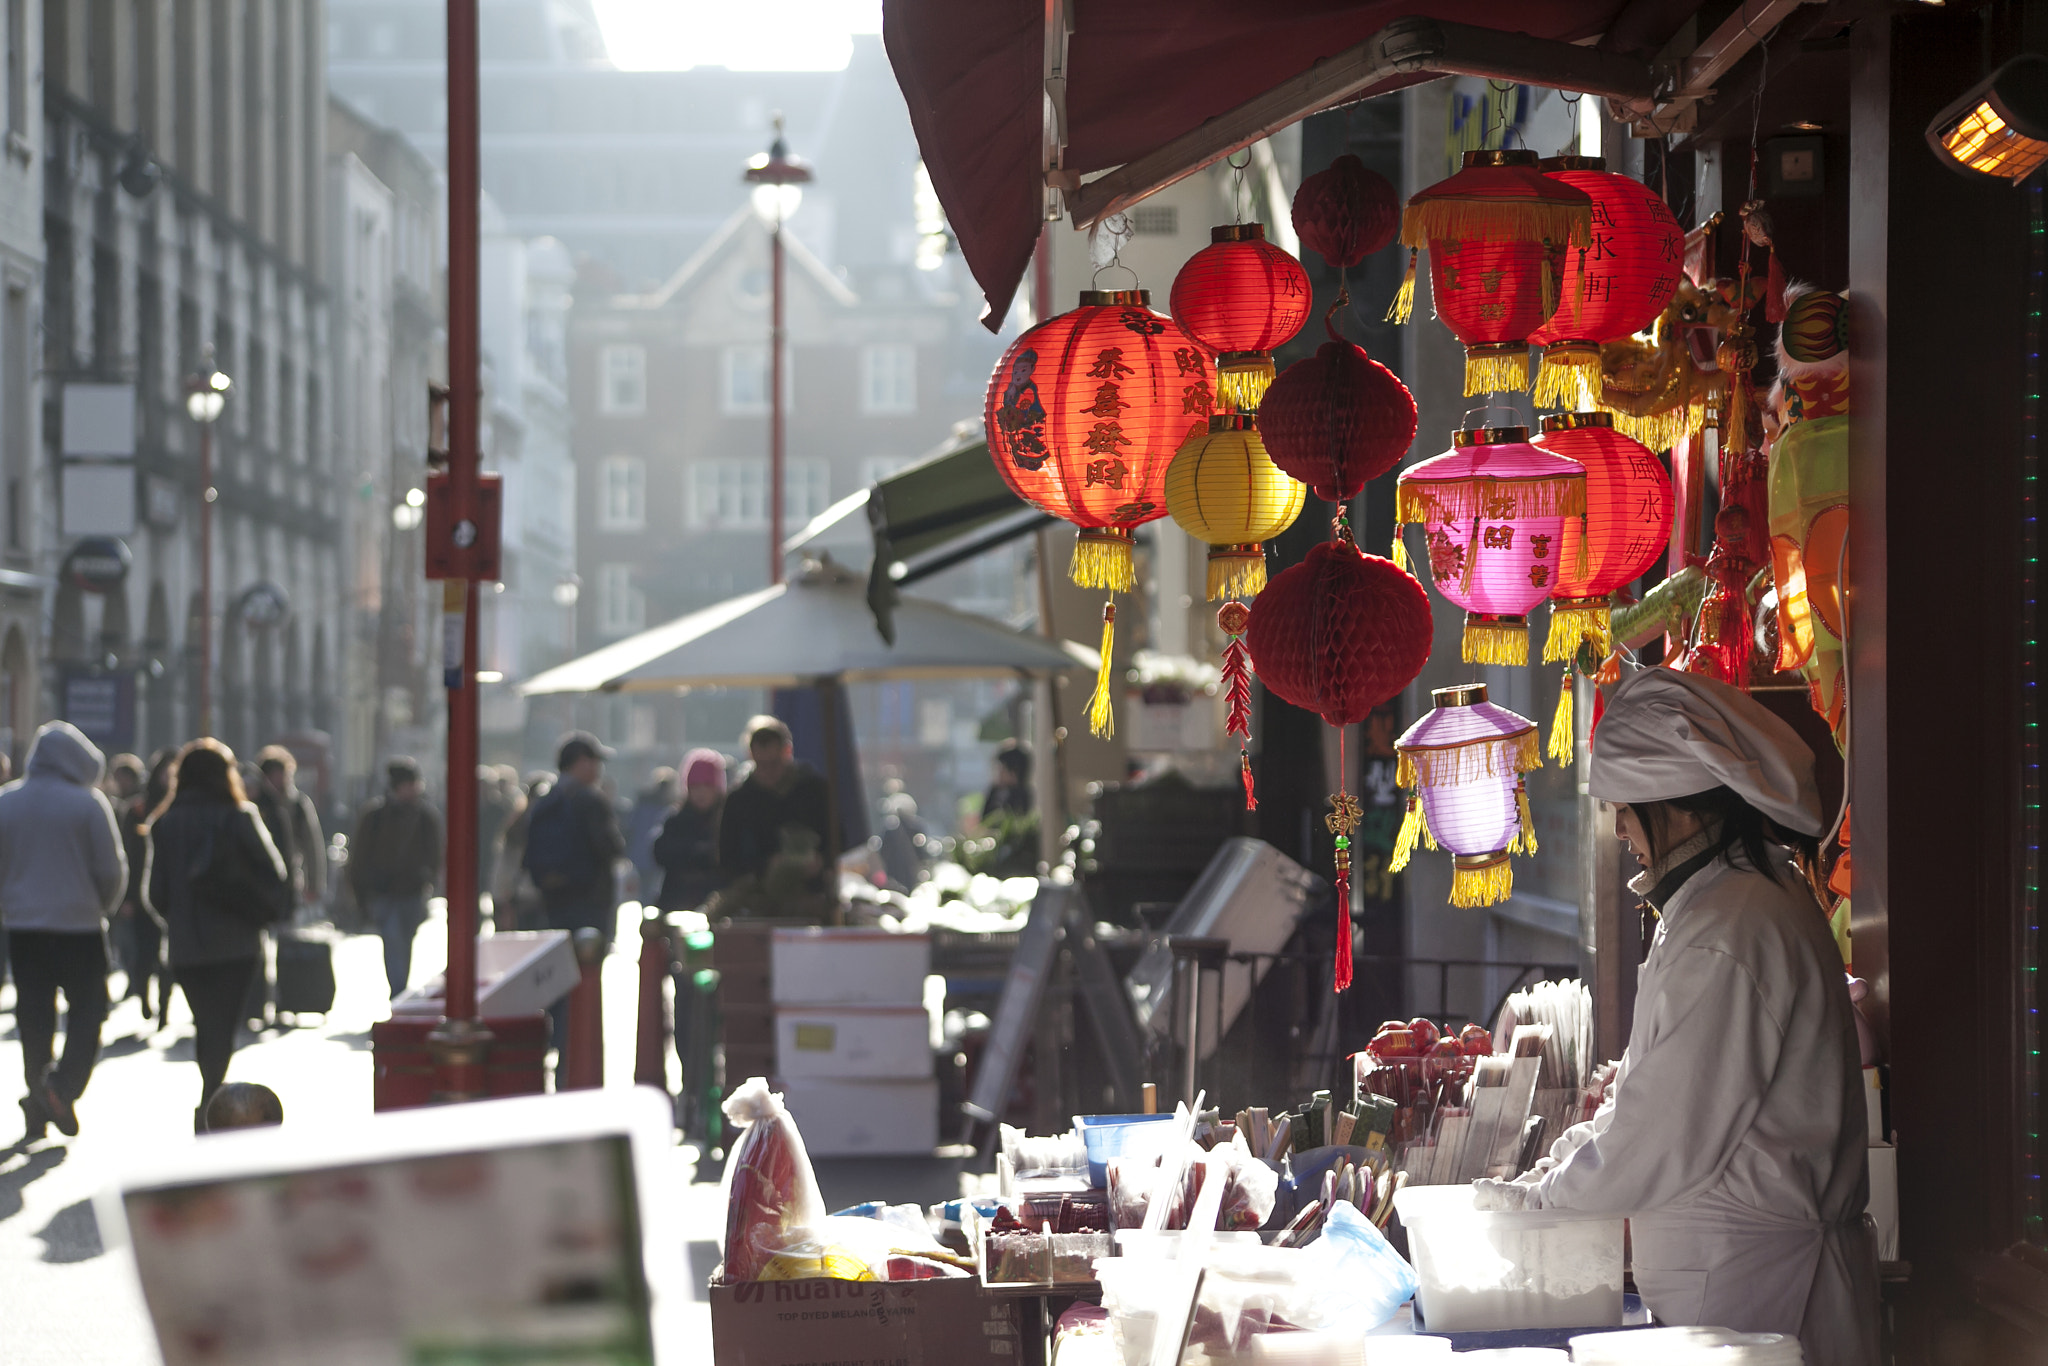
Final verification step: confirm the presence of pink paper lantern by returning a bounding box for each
[1388,683,1543,907]
[1396,425,1587,666]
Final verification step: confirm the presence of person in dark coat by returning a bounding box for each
[118,749,177,1024]
[348,759,444,997]
[523,732,626,1076]
[654,749,727,912]
[492,771,547,932]
[625,767,677,906]
[477,764,517,913]
[258,746,326,908]
[718,716,833,919]
[142,739,289,1128]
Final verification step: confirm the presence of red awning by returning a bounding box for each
[883,1,1687,328]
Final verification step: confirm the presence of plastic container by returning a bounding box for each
[1112,1229,1263,1258]
[1570,1328,1805,1364]
[1075,1113,1178,1186]
[1391,1184,1623,1332]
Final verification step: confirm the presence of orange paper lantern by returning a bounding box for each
[1170,224,1312,410]
[1532,411,1673,660]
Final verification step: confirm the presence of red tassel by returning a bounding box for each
[1240,750,1258,811]
[1333,868,1353,993]
[1764,250,1787,324]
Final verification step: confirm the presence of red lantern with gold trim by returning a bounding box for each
[1529,157,1684,408]
[986,288,1214,737]
[1390,150,1592,397]
[1170,224,1312,411]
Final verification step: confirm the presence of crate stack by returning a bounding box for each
[772,927,937,1156]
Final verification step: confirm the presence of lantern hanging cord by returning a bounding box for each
[1742,1,1773,204]
[1488,80,1519,149]
[1557,90,1582,158]
[1227,147,1252,225]
[1091,213,1139,291]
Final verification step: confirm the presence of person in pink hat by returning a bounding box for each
[652,748,728,913]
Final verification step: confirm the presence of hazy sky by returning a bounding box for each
[590,0,882,71]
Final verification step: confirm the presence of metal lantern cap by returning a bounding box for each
[1079,288,1151,307]
[1209,223,1267,243]
[1452,424,1531,447]
[1540,411,1615,433]
[1538,155,1608,172]
[1434,683,1488,709]
[1462,148,1541,169]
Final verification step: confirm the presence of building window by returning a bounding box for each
[720,344,795,416]
[597,455,645,531]
[599,344,646,416]
[861,344,917,415]
[596,563,644,638]
[1130,205,1179,236]
[686,458,829,529]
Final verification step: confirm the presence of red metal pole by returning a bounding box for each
[197,421,212,735]
[769,221,786,585]
[563,928,606,1090]
[634,915,671,1088]
[432,0,487,1101]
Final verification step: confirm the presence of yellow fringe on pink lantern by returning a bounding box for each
[1396,475,1586,528]
[1463,615,1529,666]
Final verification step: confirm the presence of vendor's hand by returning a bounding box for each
[1472,1178,1542,1212]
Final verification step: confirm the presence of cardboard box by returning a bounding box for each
[772,928,930,1006]
[776,1006,932,1080]
[391,931,577,1018]
[710,1277,1022,1366]
[781,1077,939,1156]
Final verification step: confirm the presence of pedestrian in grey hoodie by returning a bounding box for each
[0,721,127,1140]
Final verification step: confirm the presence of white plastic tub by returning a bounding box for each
[1390,1185,1623,1333]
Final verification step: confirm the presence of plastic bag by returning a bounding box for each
[1108,1136,1277,1231]
[1190,1202,1418,1350]
[718,1077,826,1282]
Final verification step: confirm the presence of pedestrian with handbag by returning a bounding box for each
[142,739,289,1130]
[348,759,444,997]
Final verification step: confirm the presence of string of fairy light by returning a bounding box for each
[2026,175,2043,1245]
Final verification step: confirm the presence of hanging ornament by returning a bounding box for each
[1531,411,1673,762]
[1529,156,1684,409]
[1292,153,1401,270]
[1245,521,1433,994]
[1260,321,1418,503]
[1169,224,1311,410]
[1391,150,1593,396]
[1165,412,1307,599]
[1395,422,1588,667]
[1217,600,1257,810]
[1390,684,1544,908]
[985,288,1214,737]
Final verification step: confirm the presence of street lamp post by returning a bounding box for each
[184,349,232,737]
[744,119,812,587]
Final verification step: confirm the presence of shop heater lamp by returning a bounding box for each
[1925,54,2048,183]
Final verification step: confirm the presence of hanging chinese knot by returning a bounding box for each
[1389,684,1545,908]
[1529,156,1684,409]
[1170,224,1312,410]
[1390,150,1593,396]
[1395,423,1588,667]
[1530,411,1673,762]
[985,288,1214,737]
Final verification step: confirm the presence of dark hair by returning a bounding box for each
[746,715,792,750]
[388,757,422,789]
[995,741,1032,783]
[144,747,178,810]
[150,739,247,825]
[1633,785,1822,892]
[203,1081,284,1132]
[258,744,297,777]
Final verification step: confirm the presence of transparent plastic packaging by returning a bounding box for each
[1391,1183,1622,1332]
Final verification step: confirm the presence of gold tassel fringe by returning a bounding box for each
[1532,352,1599,410]
[1603,401,1708,453]
[1397,475,1585,527]
[1396,727,1543,790]
[1450,857,1516,908]
[1391,527,1408,573]
[1386,248,1417,324]
[1547,674,1575,766]
[1071,529,1136,591]
[1216,355,1276,412]
[1206,546,1266,602]
[1543,600,1611,663]
[1086,602,1117,738]
[1463,615,1529,666]
[1539,256,1557,319]
[1400,199,1592,251]
[1389,796,1425,873]
[1514,780,1539,855]
[1464,346,1530,397]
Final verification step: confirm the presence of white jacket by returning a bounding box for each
[1532,846,1878,1366]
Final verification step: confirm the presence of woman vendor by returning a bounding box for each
[1473,667,1878,1365]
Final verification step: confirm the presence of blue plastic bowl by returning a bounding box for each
[1073,1112,1178,1187]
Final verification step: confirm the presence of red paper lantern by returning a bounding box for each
[1245,537,1433,728]
[1170,224,1311,410]
[1260,329,1418,503]
[1292,154,1400,269]
[1532,412,1672,661]
[1393,150,1591,397]
[1529,157,1684,408]
[986,288,1214,737]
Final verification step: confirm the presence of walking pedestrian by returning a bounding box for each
[653,749,727,912]
[625,767,677,906]
[0,722,127,1141]
[492,770,549,932]
[347,759,444,998]
[117,749,177,1023]
[522,732,624,1074]
[257,746,326,910]
[477,764,517,917]
[719,716,833,920]
[141,739,289,1131]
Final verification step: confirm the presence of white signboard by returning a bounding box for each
[61,383,136,457]
[62,464,137,536]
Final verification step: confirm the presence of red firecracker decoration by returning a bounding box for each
[986,289,1214,737]
[1245,524,1433,995]
[1529,157,1684,408]
[1218,600,1257,810]
[1390,150,1592,397]
[1170,224,1311,410]
[1292,154,1400,270]
[1260,319,1418,502]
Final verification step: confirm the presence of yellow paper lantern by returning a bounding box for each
[1165,413,1308,600]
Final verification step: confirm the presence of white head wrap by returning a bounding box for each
[1588,667,1824,836]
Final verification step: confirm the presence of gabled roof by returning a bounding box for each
[610,205,858,312]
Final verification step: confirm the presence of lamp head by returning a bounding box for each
[1926,54,2048,183]
[744,115,813,221]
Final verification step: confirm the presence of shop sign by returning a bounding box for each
[62,536,131,594]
